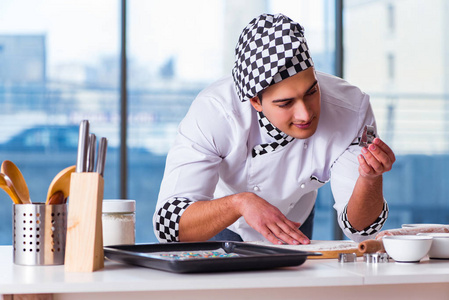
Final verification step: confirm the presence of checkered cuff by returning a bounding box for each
[155,197,192,242]
[341,201,389,236]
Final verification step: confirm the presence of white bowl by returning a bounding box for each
[417,233,449,259]
[382,235,433,263]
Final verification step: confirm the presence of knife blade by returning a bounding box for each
[87,133,97,172]
[76,120,90,173]
[96,137,108,177]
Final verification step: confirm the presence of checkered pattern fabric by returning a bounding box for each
[350,137,361,146]
[252,111,295,157]
[155,197,192,242]
[232,13,314,102]
[341,201,389,236]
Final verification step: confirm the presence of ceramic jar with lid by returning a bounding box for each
[102,199,136,246]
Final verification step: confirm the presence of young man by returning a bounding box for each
[153,13,395,245]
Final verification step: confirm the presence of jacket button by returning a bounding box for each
[253,186,260,192]
[300,183,305,189]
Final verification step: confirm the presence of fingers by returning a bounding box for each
[274,221,310,245]
[261,229,284,245]
[359,138,395,176]
[358,154,374,176]
[240,194,310,246]
[360,148,384,173]
[262,221,310,245]
[373,138,396,163]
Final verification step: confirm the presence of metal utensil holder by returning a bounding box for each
[13,203,67,265]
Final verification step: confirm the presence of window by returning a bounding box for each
[0,0,339,244]
[344,0,449,229]
[127,0,337,242]
[387,3,395,34]
[0,0,119,244]
[387,52,395,81]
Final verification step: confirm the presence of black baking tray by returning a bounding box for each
[104,241,321,273]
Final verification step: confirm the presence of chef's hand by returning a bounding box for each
[358,138,395,178]
[235,192,310,245]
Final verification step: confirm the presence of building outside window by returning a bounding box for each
[0,0,447,244]
[345,0,449,230]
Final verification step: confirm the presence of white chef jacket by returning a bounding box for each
[153,71,388,243]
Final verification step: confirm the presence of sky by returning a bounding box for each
[0,0,327,82]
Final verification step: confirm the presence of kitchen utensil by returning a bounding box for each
[1,160,31,204]
[359,124,376,147]
[338,253,357,263]
[363,253,389,263]
[76,120,90,173]
[358,239,385,253]
[46,165,76,204]
[48,191,65,205]
[87,134,97,172]
[250,240,362,259]
[95,137,108,177]
[382,235,433,263]
[13,202,67,265]
[417,233,449,259]
[65,172,105,272]
[104,242,321,273]
[0,173,22,204]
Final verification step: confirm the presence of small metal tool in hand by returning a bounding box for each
[359,125,376,147]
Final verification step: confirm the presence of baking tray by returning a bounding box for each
[104,241,321,273]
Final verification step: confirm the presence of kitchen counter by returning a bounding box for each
[1,245,449,300]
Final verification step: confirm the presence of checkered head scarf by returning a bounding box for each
[232,13,314,102]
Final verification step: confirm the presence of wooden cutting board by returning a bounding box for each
[251,240,361,259]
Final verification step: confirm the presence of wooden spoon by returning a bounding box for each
[46,165,76,204]
[47,190,65,205]
[1,160,31,204]
[0,173,22,204]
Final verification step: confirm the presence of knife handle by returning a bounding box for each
[96,137,108,177]
[87,134,97,172]
[76,120,90,173]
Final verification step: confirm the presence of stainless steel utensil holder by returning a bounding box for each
[13,203,67,265]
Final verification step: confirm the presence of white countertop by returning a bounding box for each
[1,245,449,299]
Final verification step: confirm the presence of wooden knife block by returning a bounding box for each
[65,172,104,272]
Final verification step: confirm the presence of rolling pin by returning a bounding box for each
[358,239,385,253]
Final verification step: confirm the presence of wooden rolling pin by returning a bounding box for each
[358,239,385,253]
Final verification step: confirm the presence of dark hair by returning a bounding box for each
[257,90,264,102]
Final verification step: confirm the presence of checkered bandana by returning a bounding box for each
[252,111,295,157]
[232,13,314,102]
[341,201,389,236]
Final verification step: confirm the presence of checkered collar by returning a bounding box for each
[252,111,295,157]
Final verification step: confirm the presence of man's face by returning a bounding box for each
[250,67,321,140]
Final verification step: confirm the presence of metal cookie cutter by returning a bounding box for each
[363,253,389,263]
[338,253,357,263]
[359,125,376,147]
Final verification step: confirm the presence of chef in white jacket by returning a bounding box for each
[153,13,395,245]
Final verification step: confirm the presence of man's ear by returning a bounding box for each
[249,96,263,112]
